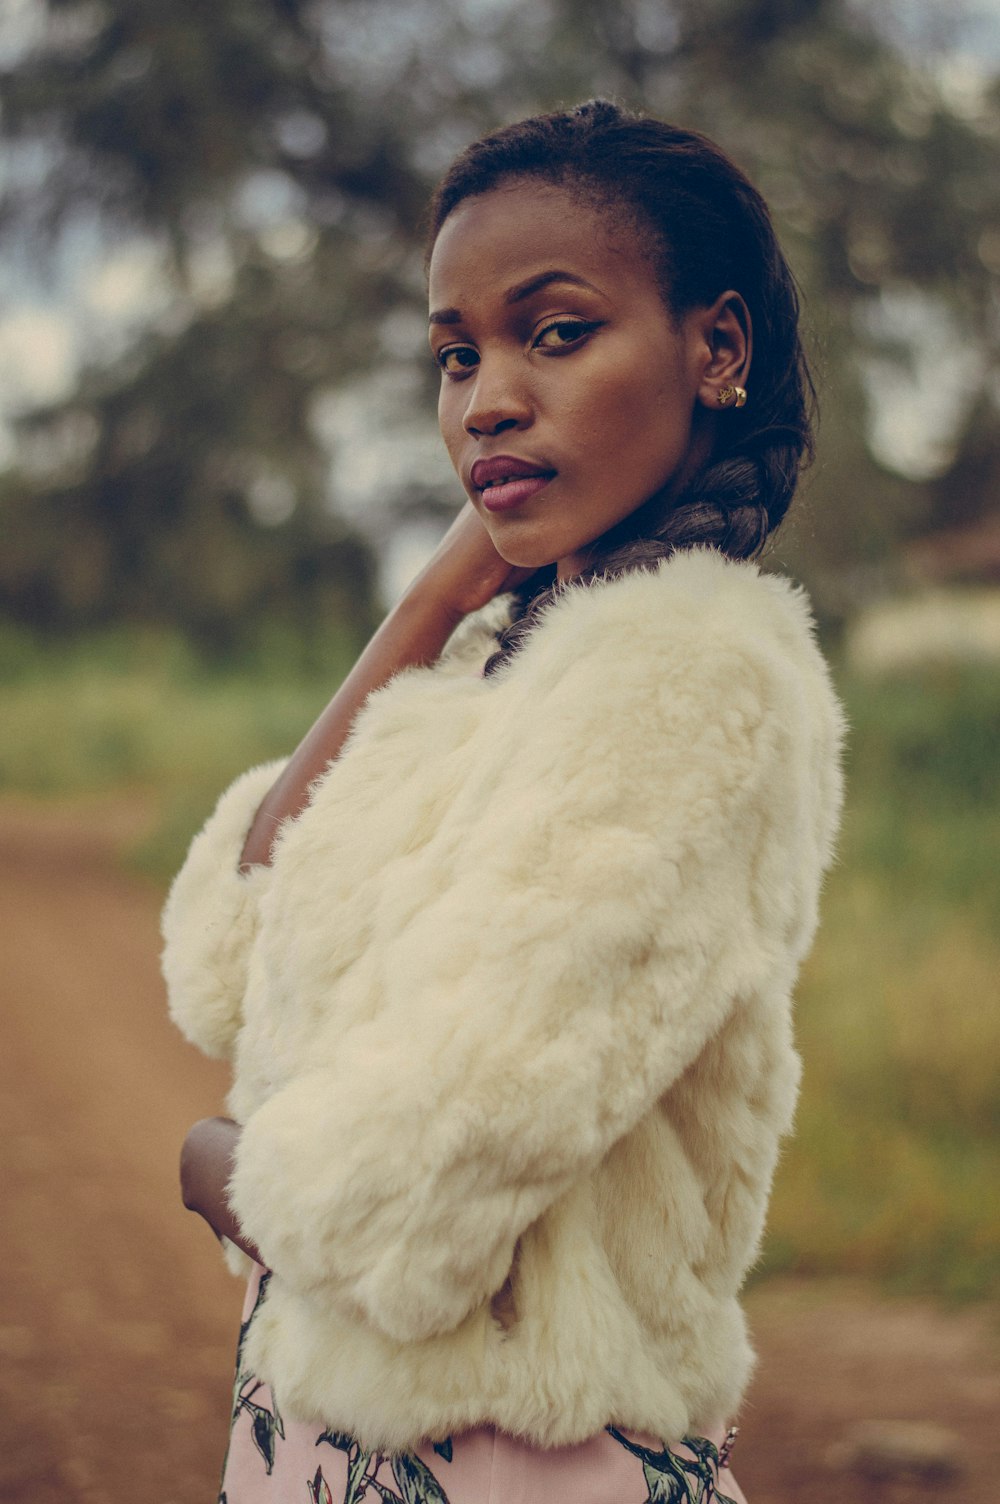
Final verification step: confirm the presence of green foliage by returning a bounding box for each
[0,621,348,874]
[761,666,1000,1299]
[841,666,1000,923]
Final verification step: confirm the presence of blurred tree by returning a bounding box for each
[1,0,997,647]
[0,0,437,650]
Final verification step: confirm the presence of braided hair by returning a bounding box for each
[425,100,815,675]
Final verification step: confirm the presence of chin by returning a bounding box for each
[484,526,557,572]
[489,511,587,563]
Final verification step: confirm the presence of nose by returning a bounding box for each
[463,355,532,438]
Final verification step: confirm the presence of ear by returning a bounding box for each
[693,291,752,410]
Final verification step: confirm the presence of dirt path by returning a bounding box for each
[1,797,998,1504]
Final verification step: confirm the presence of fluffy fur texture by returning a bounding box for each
[162,548,844,1451]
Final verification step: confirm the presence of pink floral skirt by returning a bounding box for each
[220,1265,747,1504]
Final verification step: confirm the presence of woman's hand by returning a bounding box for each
[405,501,538,622]
[180,1117,263,1264]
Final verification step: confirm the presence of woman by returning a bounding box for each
[163,101,844,1503]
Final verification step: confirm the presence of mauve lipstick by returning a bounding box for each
[470,455,556,512]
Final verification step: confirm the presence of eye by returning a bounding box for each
[436,344,479,377]
[533,318,602,351]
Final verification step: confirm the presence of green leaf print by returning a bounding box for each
[390,1451,452,1504]
[345,1447,376,1504]
[317,1430,355,1453]
[315,1434,452,1504]
[218,1275,280,1492]
[315,1431,376,1504]
[308,1465,334,1504]
[608,1426,740,1504]
[364,1479,401,1504]
[432,1439,453,1464]
[249,1404,278,1473]
[641,1459,690,1503]
[677,1436,737,1504]
[235,1271,272,1387]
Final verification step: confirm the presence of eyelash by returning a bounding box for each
[435,318,602,377]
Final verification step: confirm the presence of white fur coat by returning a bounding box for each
[161,548,844,1452]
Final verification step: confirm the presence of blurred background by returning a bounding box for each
[0,1,998,1501]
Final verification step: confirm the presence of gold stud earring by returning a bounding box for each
[717,384,747,409]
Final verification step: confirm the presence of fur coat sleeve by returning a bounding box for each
[160,760,284,1059]
[191,552,845,1348]
[158,596,511,1060]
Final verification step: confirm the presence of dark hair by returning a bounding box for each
[426,100,815,674]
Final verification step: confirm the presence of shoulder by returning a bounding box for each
[316,550,841,830]
[497,548,836,715]
[437,551,841,843]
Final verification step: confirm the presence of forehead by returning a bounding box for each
[428,180,657,312]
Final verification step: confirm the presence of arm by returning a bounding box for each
[163,503,529,1053]
[239,503,536,869]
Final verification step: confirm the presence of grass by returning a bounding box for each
[761,666,1000,1299]
[1,625,998,1299]
[0,622,354,877]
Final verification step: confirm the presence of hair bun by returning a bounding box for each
[721,502,770,559]
[570,99,622,126]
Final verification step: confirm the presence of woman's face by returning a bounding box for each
[428,179,729,580]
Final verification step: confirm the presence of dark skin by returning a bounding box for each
[180,182,751,1274]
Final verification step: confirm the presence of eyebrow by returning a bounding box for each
[428,269,603,326]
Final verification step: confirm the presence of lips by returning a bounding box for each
[471,455,556,491]
[470,455,556,513]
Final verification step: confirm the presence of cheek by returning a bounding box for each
[437,387,463,462]
[566,373,636,456]
[436,383,450,434]
[575,364,687,483]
